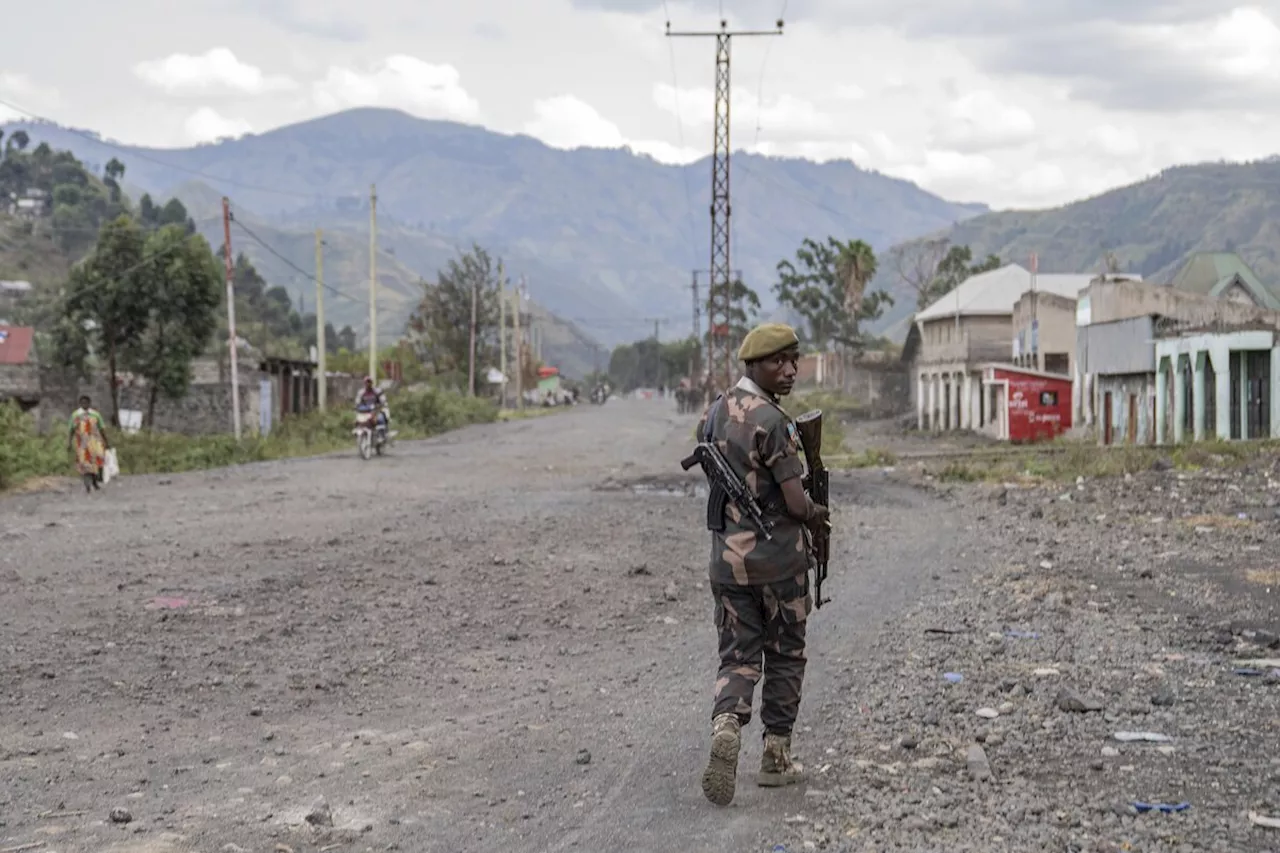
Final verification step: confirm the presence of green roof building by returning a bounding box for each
[1169,252,1280,310]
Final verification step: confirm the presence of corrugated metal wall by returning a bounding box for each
[1097,374,1157,444]
[1077,316,1155,375]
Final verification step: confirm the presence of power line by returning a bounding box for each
[752,0,791,150]
[229,214,361,303]
[661,0,702,269]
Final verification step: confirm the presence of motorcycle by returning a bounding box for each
[353,402,390,460]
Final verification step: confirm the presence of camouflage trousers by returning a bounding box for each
[710,571,811,735]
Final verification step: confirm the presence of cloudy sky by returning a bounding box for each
[3,0,1280,210]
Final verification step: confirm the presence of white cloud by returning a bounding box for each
[1015,163,1068,198]
[525,94,625,149]
[311,56,481,121]
[0,71,61,120]
[653,84,836,138]
[184,107,252,143]
[884,150,997,202]
[524,94,700,163]
[1157,7,1280,81]
[1089,124,1141,157]
[133,48,297,95]
[934,89,1037,152]
[629,139,702,163]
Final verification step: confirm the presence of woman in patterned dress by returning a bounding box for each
[67,395,111,493]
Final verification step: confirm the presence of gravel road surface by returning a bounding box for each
[1,399,974,853]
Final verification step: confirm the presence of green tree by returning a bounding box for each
[143,194,196,234]
[58,215,153,424]
[920,245,1001,308]
[103,157,126,203]
[122,225,223,427]
[608,336,700,391]
[406,245,501,389]
[773,236,891,351]
[6,129,29,154]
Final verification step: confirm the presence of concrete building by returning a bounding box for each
[1010,290,1080,375]
[0,280,32,323]
[912,264,1094,431]
[1154,322,1280,443]
[1075,274,1280,444]
[0,325,38,410]
[1168,252,1280,310]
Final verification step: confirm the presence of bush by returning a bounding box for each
[393,386,498,434]
[0,386,501,492]
[0,402,65,489]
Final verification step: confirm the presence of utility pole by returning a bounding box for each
[315,229,327,410]
[498,260,507,406]
[368,183,378,382]
[1029,252,1039,371]
[221,197,242,440]
[468,272,478,396]
[691,271,701,383]
[668,15,783,395]
[513,279,525,410]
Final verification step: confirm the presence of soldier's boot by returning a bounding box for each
[757,732,806,788]
[700,713,742,806]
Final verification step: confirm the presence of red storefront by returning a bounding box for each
[982,365,1073,443]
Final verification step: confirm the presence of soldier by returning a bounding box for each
[694,323,829,807]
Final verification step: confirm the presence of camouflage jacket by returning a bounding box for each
[696,377,810,585]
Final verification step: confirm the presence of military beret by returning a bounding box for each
[738,323,800,362]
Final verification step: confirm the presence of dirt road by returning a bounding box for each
[1,398,974,853]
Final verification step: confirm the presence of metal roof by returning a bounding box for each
[0,325,35,365]
[915,264,1097,324]
[1169,253,1278,309]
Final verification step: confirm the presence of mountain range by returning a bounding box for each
[7,108,1279,372]
[1,107,987,372]
[874,159,1280,339]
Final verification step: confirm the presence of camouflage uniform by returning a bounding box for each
[696,375,812,805]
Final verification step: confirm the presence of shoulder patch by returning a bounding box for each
[786,421,800,447]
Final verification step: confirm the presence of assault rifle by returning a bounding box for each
[795,409,832,608]
[680,442,775,541]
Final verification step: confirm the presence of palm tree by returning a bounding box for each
[837,239,876,324]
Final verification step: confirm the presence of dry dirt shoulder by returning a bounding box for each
[776,461,1280,853]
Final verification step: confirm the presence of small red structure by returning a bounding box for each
[982,364,1072,443]
[0,325,34,365]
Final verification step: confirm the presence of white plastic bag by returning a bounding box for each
[103,449,119,484]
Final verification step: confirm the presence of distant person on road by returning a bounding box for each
[693,323,829,807]
[68,395,110,494]
[355,376,389,432]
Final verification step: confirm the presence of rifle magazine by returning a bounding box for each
[706,483,728,533]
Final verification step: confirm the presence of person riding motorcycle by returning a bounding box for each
[355,376,389,434]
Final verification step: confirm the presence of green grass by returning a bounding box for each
[920,438,1277,484]
[0,387,499,491]
[788,390,868,421]
[840,447,899,468]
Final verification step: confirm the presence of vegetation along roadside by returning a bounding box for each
[0,387,498,493]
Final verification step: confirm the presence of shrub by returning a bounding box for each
[0,386,501,492]
[0,402,65,489]
[393,387,498,435]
